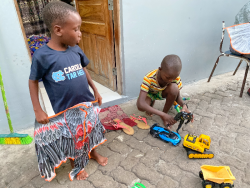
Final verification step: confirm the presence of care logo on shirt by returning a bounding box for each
[51,63,85,82]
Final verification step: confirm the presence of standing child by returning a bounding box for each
[137,55,193,129]
[29,1,107,181]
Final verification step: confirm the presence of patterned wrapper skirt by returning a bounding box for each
[34,102,106,182]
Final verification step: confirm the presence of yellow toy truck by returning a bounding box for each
[199,165,236,188]
[183,134,214,159]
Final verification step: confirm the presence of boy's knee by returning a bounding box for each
[170,83,179,93]
[163,83,179,97]
[168,83,179,96]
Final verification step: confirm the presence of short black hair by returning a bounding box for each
[42,1,78,31]
[161,55,182,73]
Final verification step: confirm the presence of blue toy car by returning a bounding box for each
[150,123,181,146]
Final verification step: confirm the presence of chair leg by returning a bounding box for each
[233,59,243,76]
[208,55,222,82]
[240,63,249,97]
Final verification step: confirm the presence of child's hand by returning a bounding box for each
[35,110,49,124]
[94,91,102,106]
[161,113,176,127]
[181,105,194,123]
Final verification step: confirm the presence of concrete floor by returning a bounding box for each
[1,69,250,188]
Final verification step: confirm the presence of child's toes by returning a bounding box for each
[77,170,88,180]
[100,157,108,166]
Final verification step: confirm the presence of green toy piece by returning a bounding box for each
[132,182,146,188]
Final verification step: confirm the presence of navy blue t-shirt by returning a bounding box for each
[29,44,95,114]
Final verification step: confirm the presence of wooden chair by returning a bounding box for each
[208,21,250,97]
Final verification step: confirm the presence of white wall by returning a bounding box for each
[0,0,249,133]
[121,0,249,97]
[0,0,34,133]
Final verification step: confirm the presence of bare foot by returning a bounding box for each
[69,159,89,180]
[90,149,108,166]
[77,170,89,180]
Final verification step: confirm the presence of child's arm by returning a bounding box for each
[176,91,194,122]
[137,90,176,126]
[83,67,102,106]
[176,92,189,112]
[29,80,49,124]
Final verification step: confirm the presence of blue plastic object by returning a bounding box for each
[150,123,181,146]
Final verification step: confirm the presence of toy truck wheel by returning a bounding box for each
[202,180,215,188]
[220,183,232,188]
[199,171,204,180]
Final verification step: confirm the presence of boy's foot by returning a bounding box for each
[90,149,108,166]
[77,170,89,180]
[69,159,89,180]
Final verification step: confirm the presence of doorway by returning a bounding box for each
[14,0,123,115]
[75,0,122,94]
[76,0,115,90]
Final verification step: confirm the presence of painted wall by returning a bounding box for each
[0,0,248,133]
[121,0,249,97]
[0,0,34,133]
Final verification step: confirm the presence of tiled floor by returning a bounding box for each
[39,81,122,116]
[88,81,122,103]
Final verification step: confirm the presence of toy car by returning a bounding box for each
[199,165,236,188]
[150,123,181,146]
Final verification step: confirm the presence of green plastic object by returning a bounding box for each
[132,182,146,188]
[0,68,14,133]
[175,105,181,113]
